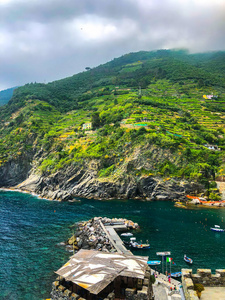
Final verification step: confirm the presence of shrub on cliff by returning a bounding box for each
[194,283,204,298]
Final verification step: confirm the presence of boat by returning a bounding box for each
[147,260,161,266]
[121,232,133,237]
[129,237,150,249]
[130,242,150,249]
[184,255,193,264]
[210,225,224,232]
[171,272,181,278]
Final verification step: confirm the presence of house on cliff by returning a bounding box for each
[82,122,92,130]
[203,94,218,100]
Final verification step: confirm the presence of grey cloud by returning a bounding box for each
[0,0,225,90]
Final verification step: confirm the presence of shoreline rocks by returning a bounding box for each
[65,217,139,253]
[4,172,203,202]
[0,155,204,202]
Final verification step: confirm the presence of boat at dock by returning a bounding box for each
[130,237,150,249]
[184,255,193,264]
[130,242,150,249]
[171,272,181,278]
[121,232,133,237]
[123,237,150,249]
[147,260,161,266]
[210,225,224,232]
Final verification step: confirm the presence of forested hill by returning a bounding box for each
[0,87,17,107]
[0,49,225,201]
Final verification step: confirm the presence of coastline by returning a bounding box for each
[0,187,52,201]
[2,187,225,211]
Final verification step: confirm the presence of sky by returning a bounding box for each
[0,0,225,91]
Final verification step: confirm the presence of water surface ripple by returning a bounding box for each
[1,190,225,299]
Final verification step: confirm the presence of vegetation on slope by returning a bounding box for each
[0,87,17,106]
[0,49,225,197]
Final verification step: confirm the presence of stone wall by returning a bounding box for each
[182,268,225,300]
[66,217,138,253]
[124,267,151,300]
[51,280,80,300]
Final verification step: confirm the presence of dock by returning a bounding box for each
[102,220,184,300]
[53,217,151,300]
[101,219,183,299]
[99,220,133,255]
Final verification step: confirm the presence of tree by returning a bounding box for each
[91,112,101,129]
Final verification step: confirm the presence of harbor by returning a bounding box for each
[1,192,225,299]
[52,217,183,300]
[54,216,225,299]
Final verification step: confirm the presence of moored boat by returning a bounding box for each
[171,272,181,278]
[130,242,150,249]
[121,232,133,237]
[184,255,193,264]
[210,225,224,232]
[147,260,161,266]
[130,237,150,249]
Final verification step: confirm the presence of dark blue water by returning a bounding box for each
[1,190,225,300]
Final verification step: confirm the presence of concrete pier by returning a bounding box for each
[101,219,183,299]
[100,220,133,255]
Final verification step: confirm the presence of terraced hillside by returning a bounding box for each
[0,49,224,200]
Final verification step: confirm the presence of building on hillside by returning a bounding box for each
[204,144,220,151]
[142,117,152,122]
[203,94,218,100]
[52,249,150,300]
[82,122,92,130]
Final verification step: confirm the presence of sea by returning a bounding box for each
[1,190,225,300]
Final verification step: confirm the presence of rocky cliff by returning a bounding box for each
[0,154,203,201]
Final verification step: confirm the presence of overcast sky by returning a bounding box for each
[0,0,225,91]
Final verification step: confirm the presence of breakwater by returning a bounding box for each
[65,217,139,253]
[51,217,151,300]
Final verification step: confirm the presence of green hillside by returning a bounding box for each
[0,49,225,200]
[0,87,17,107]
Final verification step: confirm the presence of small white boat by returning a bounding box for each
[210,225,224,232]
[184,255,193,264]
[130,241,150,249]
[130,237,150,249]
[121,232,133,237]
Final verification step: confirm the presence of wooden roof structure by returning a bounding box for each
[56,249,148,295]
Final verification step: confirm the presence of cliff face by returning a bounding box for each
[0,153,33,187]
[0,154,203,201]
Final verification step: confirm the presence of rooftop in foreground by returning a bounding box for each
[55,249,148,295]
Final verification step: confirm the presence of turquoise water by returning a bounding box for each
[1,190,225,299]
